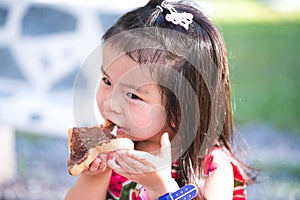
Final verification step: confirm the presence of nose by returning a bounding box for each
[111,103,122,114]
[101,91,122,115]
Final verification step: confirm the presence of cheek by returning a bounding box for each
[128,103,166,133]
[96,88,105,112]
[129,106,151,127]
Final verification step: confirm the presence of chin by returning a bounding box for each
[117,133,147,142]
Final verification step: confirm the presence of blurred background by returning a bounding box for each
[0,0,299,199]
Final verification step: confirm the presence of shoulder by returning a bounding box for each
[202,146,232,176]
[202,146,234,200]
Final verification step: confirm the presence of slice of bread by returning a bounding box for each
[67,123,133,176]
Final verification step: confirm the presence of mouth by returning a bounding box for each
[105,119,126,136]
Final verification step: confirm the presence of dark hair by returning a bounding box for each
[102,0,255,199]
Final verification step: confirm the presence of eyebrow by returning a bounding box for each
[101,65,152,95]
[101,65,110,79]
[121,83,150,95]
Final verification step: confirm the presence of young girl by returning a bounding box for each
[66,0,255,199]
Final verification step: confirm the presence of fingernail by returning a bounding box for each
[99,154,106,160]
[117,150,127,154]
[108,160,120,169]
[94,158,101,164]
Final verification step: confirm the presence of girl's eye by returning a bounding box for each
[127,93,142,101]
[101,77,111,86]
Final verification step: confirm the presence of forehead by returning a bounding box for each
[102,43,158,89]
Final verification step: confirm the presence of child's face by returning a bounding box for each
[96,45,167,142]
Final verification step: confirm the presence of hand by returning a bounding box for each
[82,154,110,176]
[107,132,179,198]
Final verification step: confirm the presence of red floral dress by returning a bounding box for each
[106,147,246,200]
[106,163,180,200]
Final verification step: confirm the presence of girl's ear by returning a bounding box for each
[171,121,176,129]
[166,121,176,140]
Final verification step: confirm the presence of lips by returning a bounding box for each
[116,127,126,135]
[104,118,127,136]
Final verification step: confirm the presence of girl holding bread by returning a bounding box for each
[66,0,256,199]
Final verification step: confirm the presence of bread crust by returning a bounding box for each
[68,126,133,176]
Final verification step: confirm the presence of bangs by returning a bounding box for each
[103,26,193,66]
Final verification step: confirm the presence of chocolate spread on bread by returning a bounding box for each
[68,124,115,169]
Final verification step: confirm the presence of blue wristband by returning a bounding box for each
[158,184,198,200]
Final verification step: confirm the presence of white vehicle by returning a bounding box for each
[0,0,147,136]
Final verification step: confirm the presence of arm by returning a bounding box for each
[65,170,112,200]
[140,132,180,199]
[145,176,179,200]
[65,156,112,200]
[203,150,234,200]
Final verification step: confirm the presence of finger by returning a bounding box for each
[141,132,171,171]
[161,132,170,147]
[114,151,140,173]
[89,157,101,172]
[122,150,156,169]
[117,150,165,173]
[160,132,171,155]
[97,154,109,172]
[81,168,88,175]
[98,154,107,167]
[160,132,171,162]
[107,158,121,170]
[115,151,155,173]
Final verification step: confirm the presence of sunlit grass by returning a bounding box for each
[206,0,300,23]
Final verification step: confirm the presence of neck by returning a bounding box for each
[134,124,173,154]
[134,140,161,154]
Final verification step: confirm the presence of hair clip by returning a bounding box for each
[156,5,163,12]
[161,1,193,31]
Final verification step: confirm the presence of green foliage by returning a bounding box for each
[192,1,300,133]
[219,23,300,133]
